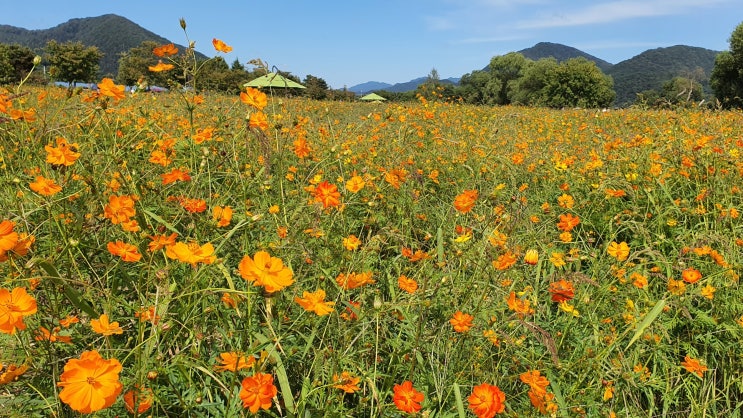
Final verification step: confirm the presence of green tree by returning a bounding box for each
[0,44,35,84]
[661,76,704,104]
[303,75,329,100]
[46,40,103,84]
[457,70,500,105]
[711,21,743,108]
[541,58,615,108]
[489,52,529,104]
[513,58,559,106]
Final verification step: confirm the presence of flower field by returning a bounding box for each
[1,74,743,416]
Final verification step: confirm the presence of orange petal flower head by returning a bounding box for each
[153,43,178,57]
[97,78,126,100]
[148,60,174,72]
[392,380,424,413]
[214,351,255,372]
[58,350,123,413]
[107,240,142,262]
[556,213,580,232]
[45,137,80,167]
[240,87,267,110]
[294,289,335,316]
[607,241,630,261]
[454,189,479,213]
[313,180,341,208]
[239,373,277,413]
[239,251,294,293]
[0,287,37,334]
[212,38,233,53]
[90,314,123,336]
[468,383,506,417]
[681,355,708,377]
[449,310,474,333]
[333,371,361,393]
[681,267,702,284]
[29,175,62,196]
[123,385,154,414]
[548,279,575,302]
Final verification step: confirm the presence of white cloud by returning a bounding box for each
[517,0,732,29]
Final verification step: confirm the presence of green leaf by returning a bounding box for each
[142,208,181,235]
[626,299,666,350]
[255,332,295,414]
[453,383,466,418]
[37,260,98,318]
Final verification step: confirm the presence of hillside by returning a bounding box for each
[517,42,613,72]
[606,45,719,105]
[0,14,200,77]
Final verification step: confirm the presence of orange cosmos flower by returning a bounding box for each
[335,271,375,290]
[58,351,122,413]
[239,373,277,413]
[398,275,418,294]
[0,363,28,385]
[212,38,233,53]
[0,220,19,255]
[107,241,142,262]
[149,149,172,166]
[294,289,335,316]
[314,180,341,208]
[59,315,79,328]
[148,233,177,252]
[292,137,311,158]
[240,87,267,110]
[2,232,33,260]
[345,175,365,193]
[34,327,72,344]
[493,251,518,270]
[249,111,269,130]
[123,385,154,414]
[103,194,137,224]
[148,60,174,72]
[667,278,686,295]
[179,197,207,213]
[193,127,214,144]
[342,235,362,251]
[214,351,256,372]
[29,175,62,196]
[681,355,708,377]
[165,241,216,266]
[506,291,534,317]
[45,137,80,167]
[161,167,191,185]
[450,311,474,333]
[548,279,575,302]
[453,189,478,213]
[519,370,550,393]
[556,213,580,232]
[333,371,361,394]
[238,251,294,293]
[134,306,160,324]
[0,287,37,334]
[212,205,233,227]
[681,267,702,284]
[97,78,126,100]
[468,383,506,417]
[392,380,424,414]
[153,43,178,57]
[607,241,630,261]
[90,314,123,336]
[557,193,574,209]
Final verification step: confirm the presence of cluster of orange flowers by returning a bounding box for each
[520,370,558,414]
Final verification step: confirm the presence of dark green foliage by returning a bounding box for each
[607,46,719,106]
[303,75,329,100]
[518,41,614,72]
[45,40,102,84]
[0,14,203,78]
[0,43,34,84]
[711,21,743,108]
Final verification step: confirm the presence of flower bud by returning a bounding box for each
[179,18,187,30]
[33,56,42,66]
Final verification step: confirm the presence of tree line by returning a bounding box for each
[2,20,743,108]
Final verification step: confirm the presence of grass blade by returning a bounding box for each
[626,299,666,350]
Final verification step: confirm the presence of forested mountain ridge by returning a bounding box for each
[0,14,200,77]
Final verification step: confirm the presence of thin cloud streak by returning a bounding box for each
[516,0,731,29]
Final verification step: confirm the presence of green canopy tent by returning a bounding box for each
[244,72,306,89]
[359,93,387,102]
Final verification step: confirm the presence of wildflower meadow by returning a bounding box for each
[1,26,742,418]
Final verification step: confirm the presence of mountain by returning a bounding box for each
[0,14,200,77]
[349,42,720,107]
[517,42,613,72]
[348,81,392,94]
[606,45,720,105]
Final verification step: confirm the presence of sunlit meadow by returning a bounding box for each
[1,25,742,418]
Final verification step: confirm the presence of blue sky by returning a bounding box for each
[3,0,742,89]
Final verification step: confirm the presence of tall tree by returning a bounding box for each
[489,52,529,105]
[0,44,35,84]
[46,40,103,84]
[711,21,743,108]
[303,75,329,100]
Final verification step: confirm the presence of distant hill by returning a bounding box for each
[0,14,201,77]
[517,42,613,72]
[606,45,720,105]
[349,81,392,94]
[349,42,721,107]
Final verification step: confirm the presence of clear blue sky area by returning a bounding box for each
[3,0,742,89]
